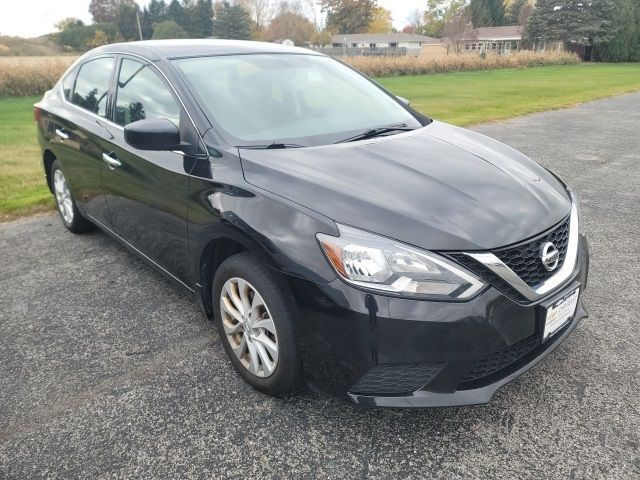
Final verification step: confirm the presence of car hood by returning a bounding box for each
[238,121,571,251]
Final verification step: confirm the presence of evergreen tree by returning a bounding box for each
[506,0,531,25]
[527,0,617,59]
[180,0,198,33]
[470,0,505,27]
[598,0,640,61]
[212,1,252,40]
[191,0,214,37]
[148,0,169,25]
[167,0,186,27]
[140,0,168,39]
[140,8,154,39]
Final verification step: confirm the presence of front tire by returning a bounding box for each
[212,252,301,395]
[51,159,93,233]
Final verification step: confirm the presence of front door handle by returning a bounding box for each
[55,128,69,140]
[102,152,122,169]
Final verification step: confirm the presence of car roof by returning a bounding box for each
[91,39,323,61]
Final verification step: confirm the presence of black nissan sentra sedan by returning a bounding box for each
[35,40,589,408]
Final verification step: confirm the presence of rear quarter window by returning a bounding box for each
[70,57,115,117]
[61,67,77,100]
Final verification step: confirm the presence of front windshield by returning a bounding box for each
[173,53,423,147]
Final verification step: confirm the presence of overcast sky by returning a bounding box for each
[0,0,427,38]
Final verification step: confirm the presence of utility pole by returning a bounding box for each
[136,12,143,41]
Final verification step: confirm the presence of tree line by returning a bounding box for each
[53,0,393,50]
[417,0,640,62]
[53,0,640,62]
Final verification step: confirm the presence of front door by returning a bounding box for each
[100,56,196,285]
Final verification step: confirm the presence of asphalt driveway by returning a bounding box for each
[1,94,639,479]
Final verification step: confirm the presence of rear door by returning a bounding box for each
[99,55,196,285]
[52,56,116,224]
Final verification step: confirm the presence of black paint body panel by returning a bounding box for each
[240,122,571,251]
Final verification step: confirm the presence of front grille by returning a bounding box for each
[449,216,571,303]
[461,334,540,384]
[350,363,444,396]
[494,216,570,287]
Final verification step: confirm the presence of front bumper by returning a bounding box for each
[288,235,589,408]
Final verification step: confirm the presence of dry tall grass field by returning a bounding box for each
[0,52,580,97]
[0,56,76,96]
[344,51,581,77]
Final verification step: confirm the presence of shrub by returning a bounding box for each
[152,21,188,40]
[0,56,76,96]
[56,23,118,50]
[341,51,581,77]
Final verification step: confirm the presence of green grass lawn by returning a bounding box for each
[1,63,640,221]
[377,63,640,126]
[0,95,53,221]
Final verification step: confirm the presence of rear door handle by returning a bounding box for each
[102,152,122,169]
[55,128,69,140]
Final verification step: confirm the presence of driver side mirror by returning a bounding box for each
[397,96,410,106]
[124,118,180,151]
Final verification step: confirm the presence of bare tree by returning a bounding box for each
[300,0,323,31]
[237,0,275,32]
[444,6,474,54]
[405,8,424,34]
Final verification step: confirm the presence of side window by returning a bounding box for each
[114,58,180,127]
[71,57,115,117]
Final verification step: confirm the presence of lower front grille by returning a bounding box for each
[350,363,444,396]
[461,334,540,385]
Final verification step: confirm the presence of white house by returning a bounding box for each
[331,33,442,55]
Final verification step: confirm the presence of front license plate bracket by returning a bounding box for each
[542,286,580,340]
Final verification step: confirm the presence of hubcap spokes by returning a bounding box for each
[53,169,73,223]
[220,277,279,378]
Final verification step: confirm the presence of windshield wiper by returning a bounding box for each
[236,143,305,150]
[336,123,416,144]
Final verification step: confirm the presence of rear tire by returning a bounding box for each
[51,159,94,234]
[212,252,302,396]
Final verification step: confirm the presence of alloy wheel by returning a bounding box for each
[53,169,74,224]
[220,277,279,378]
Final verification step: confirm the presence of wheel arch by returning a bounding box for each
[43,149,57,193]
[197,225,279,317]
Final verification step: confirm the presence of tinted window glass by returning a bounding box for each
[71,57,114,117]
[61,67,77,100]
[173,54,420,147]
[114,58,180,127]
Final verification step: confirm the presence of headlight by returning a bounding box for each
[317,225,485,300]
